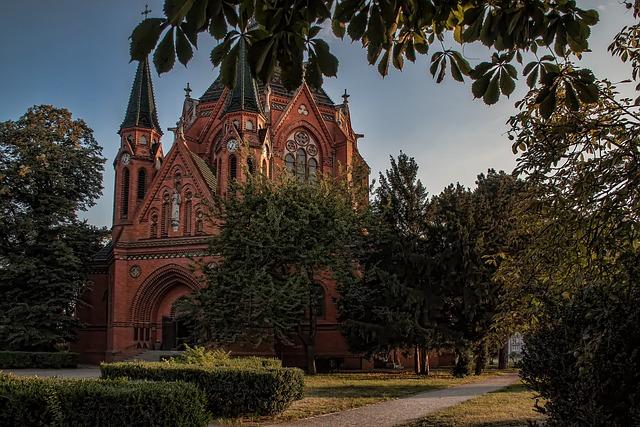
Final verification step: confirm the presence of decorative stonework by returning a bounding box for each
[271,103,287,111]
[129,265,141,278]
[297,104,309,116]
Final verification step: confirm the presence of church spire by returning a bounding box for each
[224,39,262,114]
[120,57,163,134]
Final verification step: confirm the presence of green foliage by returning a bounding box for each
[521,276,640,426]
[190,172,363,374]
[0,351,78,369]
[171,344,282,368]
[0,105,107,351]
[129,0,603,117]
[100,361,304,417]
[0,374,210,427]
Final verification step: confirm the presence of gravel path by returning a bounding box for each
[266,373,520,427]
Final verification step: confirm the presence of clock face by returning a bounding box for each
[227,139,238,152]
[121,153,131,165]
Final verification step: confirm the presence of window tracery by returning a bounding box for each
[284,130,320,181]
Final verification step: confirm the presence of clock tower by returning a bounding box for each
[114,56,163,241]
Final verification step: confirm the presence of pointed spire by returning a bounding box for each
[120,57,163,135]
[224,39,262,114]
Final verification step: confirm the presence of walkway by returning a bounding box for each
[267,373,519,427]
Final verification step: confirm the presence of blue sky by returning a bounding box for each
[0,1,634,227]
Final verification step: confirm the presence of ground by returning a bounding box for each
[214,369,513,424]
[405,383,544,427]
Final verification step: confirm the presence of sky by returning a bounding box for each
[0,1,635,228]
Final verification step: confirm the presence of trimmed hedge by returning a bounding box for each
[0,374,209,426]
[101,362,305,417]
[0,351,78,368]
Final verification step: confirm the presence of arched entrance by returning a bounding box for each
[160,296,193,350]
[130,264,200,350]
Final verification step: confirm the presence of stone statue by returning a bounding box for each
[171,189,181,231]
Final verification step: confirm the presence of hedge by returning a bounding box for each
[0,374,209,427]
[101,362,305,417]
[0,351,78,369]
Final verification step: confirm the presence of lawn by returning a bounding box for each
[405,382,545,427]
[218,369,508,424]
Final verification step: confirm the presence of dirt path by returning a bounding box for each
[266,373,520,427]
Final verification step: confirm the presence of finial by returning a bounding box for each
[184,82,192,98]
[141,4,152,19]
[342,89,350,104]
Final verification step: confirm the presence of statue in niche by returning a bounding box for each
[171,180,181,232]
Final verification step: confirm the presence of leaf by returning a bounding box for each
[186,0,209,30]
[313,40,339,77]
[378,51,390,77]
[472,73,492,99]
[483,73,500,105]
[305,56,323,88]
[451,51,471,74]
[332,19,346,39]
[348,8,368,41]
[153,27,176,74]
[164,0,195,25]
[499,71,516,96]
[574,82,599,103]
[220,43,239,87]
[210,39,232,67]
[392,43,404,70]
[209,12,227,40]
[565,82,580,111]
[176,28,194,66]
[526,66,539,88]
[450,59,463,82]
[130,18,166,61]
[538,88,557,119]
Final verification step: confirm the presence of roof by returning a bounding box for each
[257,67,335,106]
[224,39,262,114]
[191,152,217,191]
[200,75,225,103]
[93,241,113,263]
[120,57,162,134]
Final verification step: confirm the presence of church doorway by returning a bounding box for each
[160,297,194,350]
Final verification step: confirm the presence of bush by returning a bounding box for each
[521,283,640,426]
[0,351,78,368]
[101,362,304,417]
[171,345,282,369]
[0,373,209,426]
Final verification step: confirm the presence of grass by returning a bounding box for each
[405,382,545,427]
[217,369,511,424]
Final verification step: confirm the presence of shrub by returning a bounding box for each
[521,282,640,426]
[171,345,282,369]
[0,374,209,426]
[0,351,78,368]
[101,362,304,417]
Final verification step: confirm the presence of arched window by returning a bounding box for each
[196,210,204,234]
[308,158,318,182]
[120,168,130,219]
[262,159,268,176]
[150,212,158,238]
[161,192,170,237]
[137,168,147,200]
[296,148,306,180]
[247,157,255,175]
[285,153,295,173]
[229,155,237,180]
[183,191,192,236]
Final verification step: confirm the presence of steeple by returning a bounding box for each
[120,57,162,134]
[224,39,262,114]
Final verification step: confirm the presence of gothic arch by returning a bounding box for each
[130,264,200,323]
[277,121,330,163]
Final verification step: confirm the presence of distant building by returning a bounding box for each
[73,40,375,369]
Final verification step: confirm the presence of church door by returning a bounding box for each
[161,316,176,350]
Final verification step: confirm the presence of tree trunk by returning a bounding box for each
[414,346,421,374]
[420,345,429,376]
[474,340,489,375]
[306,343,317,375]
[498,342,509,369]
[453,345,471,378]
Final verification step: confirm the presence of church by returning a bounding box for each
[73,39,374,369]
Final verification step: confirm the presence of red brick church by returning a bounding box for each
[74,41,374,369]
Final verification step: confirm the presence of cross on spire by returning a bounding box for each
[141,4,152,18]
[184,82,192,98]
[342,89,350,104]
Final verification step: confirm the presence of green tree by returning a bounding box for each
[193,172,362,374]
[128,0,602,117]
[0,105,106,351]
[339,153,438,374]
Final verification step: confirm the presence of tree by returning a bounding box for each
[339,153,438,374]
[0,105,106,351]
[193,172,362,374]
[128,0,602,118]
